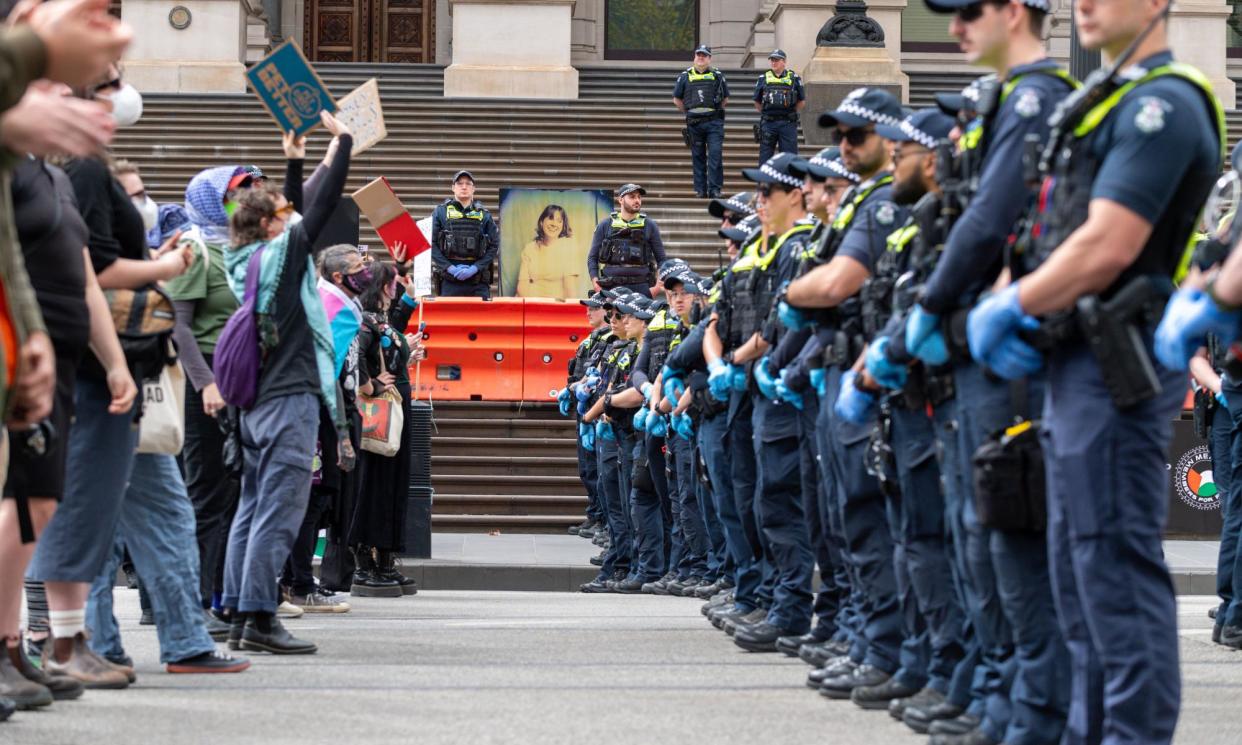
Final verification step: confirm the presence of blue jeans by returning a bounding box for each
[28,376,139,584]
[1044,343,1182,745]
[699,412,758,609]
[87,454,216,664]
[224,393,318,614]
[687,116,724,195]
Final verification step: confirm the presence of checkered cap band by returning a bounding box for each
[836,101,903,129]
[760,162,803,188]
[900,120,939,149]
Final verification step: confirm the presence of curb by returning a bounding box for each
[401,563,598,592]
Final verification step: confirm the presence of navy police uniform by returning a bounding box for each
[587,191,668,297]
[430,198,498,298]
[674,50,729,198]
[753,51,805,164]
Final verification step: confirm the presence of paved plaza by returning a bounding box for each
[8,586,1241,745]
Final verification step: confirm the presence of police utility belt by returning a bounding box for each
[760,112,799,123]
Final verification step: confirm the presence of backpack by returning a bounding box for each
[212,246,265,409]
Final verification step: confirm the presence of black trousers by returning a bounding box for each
[182,356,241,606]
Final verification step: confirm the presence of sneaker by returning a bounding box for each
[289,592,351,614]
[276,600,304,619]
[166,651,252,674]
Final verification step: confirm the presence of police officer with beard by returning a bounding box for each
[431,170,498,298]
[588,184,668,297]
[970,0,1221,741]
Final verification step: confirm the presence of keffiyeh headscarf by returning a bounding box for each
[184,166,245,245]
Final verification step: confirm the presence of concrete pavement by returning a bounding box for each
[8,589,1241,745]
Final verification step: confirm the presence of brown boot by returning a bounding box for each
[7,643,83,701]
[0,644,52,709]
[41,634,129,690]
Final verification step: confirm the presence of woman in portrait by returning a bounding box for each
[516,204,585,298]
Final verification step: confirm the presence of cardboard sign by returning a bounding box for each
[245,40,335,136]
[335,78,387,155]
[414,218,434,298]
[352,177,431,263]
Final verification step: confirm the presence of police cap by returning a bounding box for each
[243,165,266,182]
[694,44,712,57]
[817,87,904,130]
[452,170,475,184]
[658,258,691,282]
[768,49,787,61]
[614,295,655,321]
[720,213,762,243]
[579,291,608,309]
[616,183,647,198]
[877,108,956,149]
[708,192,756,220]
[666,270,707,295]
[742,153,805,188]
[925,0,1049,11]
[791,147,859,184]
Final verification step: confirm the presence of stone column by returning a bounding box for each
[444,0,578,99]
[121,0,247,93]
[1168,0,1235,109]
[800,0,908,147]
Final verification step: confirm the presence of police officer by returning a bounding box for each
[862,108,971,720]
[791,146,859,225]
[708,191,756,229]
[901,3,1079,742]
[560,292,612,543]
[430,170,499,298]
[970,0,1221,741]
[673,44,729,198]
[782,90,908,702]
[753,49,806,164]
[587,183,668,297]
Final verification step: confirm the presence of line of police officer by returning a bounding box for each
[674,45,806,199]
[562,1,1221,743]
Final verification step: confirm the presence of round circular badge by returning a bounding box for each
[168,6,191,30]
[1173,444,1221,511]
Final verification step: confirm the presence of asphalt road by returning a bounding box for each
[7,590,1240,745]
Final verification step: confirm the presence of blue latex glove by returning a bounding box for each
[576,399,588,417]
[865,337,908,390]
[778,300,812,331]
[730,365,748,391]
[595,420,615,442]
[1218,390,1229,408]
[707,359,732,402]
[648,413,669,438]
[556,387,572,417]
[810,367,827,397]
[639,381,654,402]
[1154,288,1242,371]
[671,412,695,440]
[754,357,779,401]
[660,365,686,402]
[633,407,649,432]
[834,370,877,424]
[967,284,1043,380]
[775,369,805,410]
[578,422,595,452]
[905,304,949,365]
[458,264,479,281]
[575,376,600,402]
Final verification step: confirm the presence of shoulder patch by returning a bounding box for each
[1014,89,1041,119]
[874,201,897,227]
[1134,96,1171,134]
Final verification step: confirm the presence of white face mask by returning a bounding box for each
[103,83,143,127]
[133,195,158,232]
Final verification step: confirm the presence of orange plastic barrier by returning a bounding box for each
[523,299,594,402]
[405,297,526,401]
[401,297,591,402]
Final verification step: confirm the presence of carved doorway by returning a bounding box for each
[304,0,434,63]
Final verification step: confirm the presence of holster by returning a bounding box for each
[941,308,972,362]
[971,380,1046,532]
[1193,387,1216,439]
[1075,276,1173,410]
[752,123,762,143]
[923,366,956,407]
[899,364,928,411]
[865,406,900,499]
[630,449,654,493]
[682,127,693,148]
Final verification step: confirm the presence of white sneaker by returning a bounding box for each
[289,593,351,614]
[276,600,304,619]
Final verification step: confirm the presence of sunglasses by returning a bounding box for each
[757,182,795,197]
[831,128,872,147]
[956,1,1004,23]
[271,204,295,220]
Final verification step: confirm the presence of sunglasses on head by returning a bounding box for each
[831,128,872,147]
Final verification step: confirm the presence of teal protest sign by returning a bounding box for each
[245,40,336,136]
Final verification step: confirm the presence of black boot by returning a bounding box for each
[376,550,418,596]
[240,612,317,655]
[350,547,403,598]
[226,610,245,651]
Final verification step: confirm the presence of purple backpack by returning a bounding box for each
[213,247,265,409]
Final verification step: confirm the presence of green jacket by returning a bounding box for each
[0,27,51,418]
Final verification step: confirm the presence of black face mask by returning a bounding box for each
[342,266,373,295]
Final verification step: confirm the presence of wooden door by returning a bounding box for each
[305,0,434,63]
